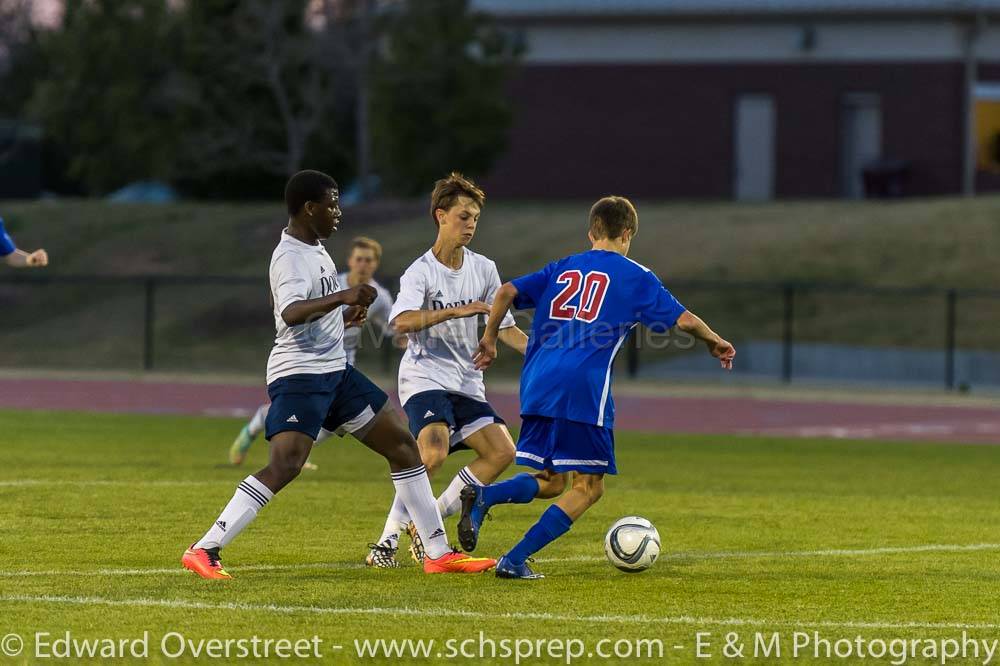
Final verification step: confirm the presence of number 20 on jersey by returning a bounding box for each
[549,270,610,322]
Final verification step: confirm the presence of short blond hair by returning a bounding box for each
[350,236,383,262]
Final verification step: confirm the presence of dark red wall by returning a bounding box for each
[483,62,965,199]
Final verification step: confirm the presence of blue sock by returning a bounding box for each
[481,473,539,508]
[505,505,573,566]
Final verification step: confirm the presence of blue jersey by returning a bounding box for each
[511,250,685,429]
[0,218,15,257]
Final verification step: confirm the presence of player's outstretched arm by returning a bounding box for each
[675,310,735,370]
[390,301,491,334]
[4,248,48,268]
[281,284,377,326]
[474,282,518,370]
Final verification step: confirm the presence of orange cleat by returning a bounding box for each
[182,545,232,579]
[423,549,496,574]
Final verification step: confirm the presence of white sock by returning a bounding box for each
[247,404,269,438]
[193,475,273,550]
[436,466,483,519]
[377,492,410,545]
[391,465,449,560]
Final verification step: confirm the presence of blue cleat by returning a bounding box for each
[495,555,544,580]
[457,484,488,552]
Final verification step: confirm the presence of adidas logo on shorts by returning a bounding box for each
[286,415,299,423]
[424,410,435,418]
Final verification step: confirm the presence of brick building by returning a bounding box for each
[474,0,1000,199]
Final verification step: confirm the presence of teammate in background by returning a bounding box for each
[228,237,394,468]
[459,196,735,579]
[182,170,496,579]
[365,172,528,569]
[1,217,48,268]
[340,236,395,365]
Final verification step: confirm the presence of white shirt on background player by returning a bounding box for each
[266,231,346,385]
[390,248,515,406]
[338,271,393,366]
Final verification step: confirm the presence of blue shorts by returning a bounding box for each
[265,366,388,441]
[515,415,617,475]
[403,390,505,452]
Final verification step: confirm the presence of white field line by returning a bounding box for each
[0,562,368,578]
[3,594,1000,632]
[548,542,1000,563]
[2,543,998,579]
[0,480,217,488]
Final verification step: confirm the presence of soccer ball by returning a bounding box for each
[604,516,660,573]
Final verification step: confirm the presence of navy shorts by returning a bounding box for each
[515,415,617,475]
[403,390,505,452]
[265,366,388,441]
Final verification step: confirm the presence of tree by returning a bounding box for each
[171,0,357,194]
[370,0,521,195]
[0,0,39,163]
[26,0,181,194]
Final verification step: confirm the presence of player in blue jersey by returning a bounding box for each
[458,195,735,579]
[0,217,48,268]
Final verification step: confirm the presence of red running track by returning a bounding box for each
[1,377,999,444]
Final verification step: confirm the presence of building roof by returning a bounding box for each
[472,0,1000,17]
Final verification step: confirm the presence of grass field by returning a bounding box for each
[3,409,1000,664]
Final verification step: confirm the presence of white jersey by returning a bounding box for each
[390,248,515,405]
[338,271,393,365]
[266,231,347,384]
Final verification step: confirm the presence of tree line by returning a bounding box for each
[0,0,521,198]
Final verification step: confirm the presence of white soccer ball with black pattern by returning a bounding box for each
[604,516,660,572]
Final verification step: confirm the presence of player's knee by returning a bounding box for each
[389,438,422,469]
[423,446,448,473]
[417,430,449,472]
[585,480,604,505]
[485,438,515,469]
[268,453,303,483]
[536,470,567,498]
[574,475,604,506]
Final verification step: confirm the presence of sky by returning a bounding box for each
[29,0,61,26]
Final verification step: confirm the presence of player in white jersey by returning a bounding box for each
[182,170,496,578]
[227,237,394,468]
[339,236,394,365]
[366,172,528,568]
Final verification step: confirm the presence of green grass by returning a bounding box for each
[2,410,1000,664]
[5,197,1000,287]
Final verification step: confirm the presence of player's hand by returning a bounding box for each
[343,305,367,328]
[473,336,498,371]
[708,338,735,370]
[26,249,48,267]
[453,301,491,318]
[342,284,377,307]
